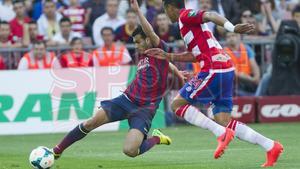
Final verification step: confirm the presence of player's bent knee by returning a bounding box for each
[123,147,138,158]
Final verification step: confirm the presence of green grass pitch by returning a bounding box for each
[0,123,300,169]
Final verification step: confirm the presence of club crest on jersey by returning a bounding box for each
[137,57,150,71]
[188,10,197,17]
[186,86,192,92]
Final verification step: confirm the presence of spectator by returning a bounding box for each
[115,9,138,44]
[92,0,125,46]
[9,0,31,41]
[224,32,260,96]
[237,0,261,14]
[199,0,216,33]
[154,12,180,43]
[0,55,6,70]
[51,17,82,46]
[92,27,131,66]
[37,0,63,40]
[60,37,93,68]
[23,21,45,47]
[211,0,240,24]
[276,0,293,20]
[61,0,89,36]
[0,0,15,21]
[18,41,60,70]
[292,5,300,28]
[146,0,163,25]
[0,21,22,48]
[82,0,106,36]
[239,8,261,39]
[115,9,138,57]
[256,0,281,36]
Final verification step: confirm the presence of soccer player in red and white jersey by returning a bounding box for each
[145,0,283,167]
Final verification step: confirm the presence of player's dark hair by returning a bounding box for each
[132,25,147,38]
[70,37,82,46]
[162,0,185,9]
[59,17,71,25]
[292,5,300,16]
[101,27,114,35]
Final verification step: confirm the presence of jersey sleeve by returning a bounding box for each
[179,9,205,26]
[157,40,170,52]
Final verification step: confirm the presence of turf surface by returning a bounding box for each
[0,123,299,169]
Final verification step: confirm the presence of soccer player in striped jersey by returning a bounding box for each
[145,0,283,167]
[50,0,186,160]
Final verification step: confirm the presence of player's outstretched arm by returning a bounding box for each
[202,11,255,34]
[130,0,160,47]
[145,48,197,62]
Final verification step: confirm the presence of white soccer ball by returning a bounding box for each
[29,146,54,169]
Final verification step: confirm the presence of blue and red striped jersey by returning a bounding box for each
[124,40,169,108]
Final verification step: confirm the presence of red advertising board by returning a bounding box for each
[231,97,256,123]
[257,96,300,123]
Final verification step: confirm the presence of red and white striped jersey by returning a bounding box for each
[178,9,233,72]
[62,7,86,36]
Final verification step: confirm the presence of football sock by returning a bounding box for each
[138,136,160,155]
[227,119,274,151]
[53,123,90,154]
[175,105,225,137]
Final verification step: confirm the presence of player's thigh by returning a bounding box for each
[83,108,110,131]
[171,94,190,112]
[178,72,217,107]
[123,129,144,157]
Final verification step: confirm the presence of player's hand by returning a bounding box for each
[180,71,194,82]
[130,0,139,12]
[234,23,255,34]
[145,48,168,60]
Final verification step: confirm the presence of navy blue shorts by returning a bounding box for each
[100,94,156,137]
[179,70,234,115]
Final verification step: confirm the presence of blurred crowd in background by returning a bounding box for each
[0,0,300,97]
